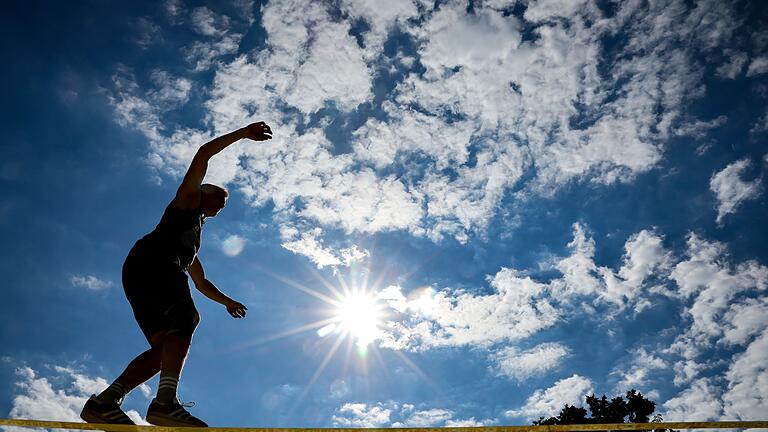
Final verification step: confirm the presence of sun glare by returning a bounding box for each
[237,263,437,408]
[334,291,383,350]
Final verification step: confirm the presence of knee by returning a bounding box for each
[165,303,200,339]
[150,331,167,348]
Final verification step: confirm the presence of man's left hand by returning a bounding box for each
[225,300,248,318]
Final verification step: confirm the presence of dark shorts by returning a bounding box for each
[122,247,199,346]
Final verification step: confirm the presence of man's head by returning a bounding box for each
[200,183,228,217]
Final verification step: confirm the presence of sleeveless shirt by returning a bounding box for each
[133,203,204,271]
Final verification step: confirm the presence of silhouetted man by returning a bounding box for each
[80,122,273,427]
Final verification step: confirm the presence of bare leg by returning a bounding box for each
[161,334,191,373]
[145,332,207,426]
[96,345,162,404]
[114,346,162,390]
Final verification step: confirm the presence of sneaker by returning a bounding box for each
[146,398,208,427]
[80,394,136,425]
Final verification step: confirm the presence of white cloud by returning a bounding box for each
[250,0,373,118]
[70,275,113,291]
[722,329,768,420]
[710,159,762,224]
[417,5,521,74]
[611,347,668,392]
[109,0,750,252]
[721,297,768,346]
[523,0,592,22]
[662,378,723,422]
[184,34,242,72]
[549,225,669,311]
[190,7,230,37]
[331,401,492,427]
[746,55,768,77]
[549,223,602,298]
[232,0,255,24]
[673,115,727,139]
[666,233,768,385]
[148,70,192,108]
[672,233,768,340]
[161,4,245,72]
[445,417,497,426]
[378,268,557,350]
[505,374,594,421]
[716,51,748,79]
[283,21,372,115]
[610,230,672,309]
[619,231,671,288]
[378,224,674,351]
[107,66,163,142]
[280,228,368,269]
[7,366,148,429]
[339,0,418,60]
[332,403,392,427]
[490,343,570,382]
[163,0,182,21]
[393,408,453,427]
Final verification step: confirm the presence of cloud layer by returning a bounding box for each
[106,0,755,264]
[6,365,149,429]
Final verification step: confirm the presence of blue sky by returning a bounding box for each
[1,0,768,428]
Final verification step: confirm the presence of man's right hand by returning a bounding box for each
[241,121,272,141]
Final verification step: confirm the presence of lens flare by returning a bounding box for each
[221,234,246,257]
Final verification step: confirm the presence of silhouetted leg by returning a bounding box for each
[156,333,192,404]
[115,346,163,389]
[96,346,162,403]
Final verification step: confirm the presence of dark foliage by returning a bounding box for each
[532,390,675,432]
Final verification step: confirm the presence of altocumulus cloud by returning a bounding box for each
[331,401,494,428]
[374,224,672,352]
[490,343,570,382]
[504,374,594,421]
[5,365,149,429]
[709,158,763,225]
[371,225,768,421]
[70,275,113,291]
[107,0,747,263]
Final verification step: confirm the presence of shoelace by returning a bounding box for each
[177,399,196,408]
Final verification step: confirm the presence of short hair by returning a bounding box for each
[201,183,228,198]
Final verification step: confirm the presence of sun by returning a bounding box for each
[334,291,383,349]
[232,263,438,408]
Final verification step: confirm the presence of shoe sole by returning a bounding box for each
[146,412,207,427]
[80,410,134,425]
[80,411,101,423]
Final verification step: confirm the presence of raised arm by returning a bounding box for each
[188,256,247,318]
[173,122,272,209]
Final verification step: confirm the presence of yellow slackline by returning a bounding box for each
[0,419,767,432]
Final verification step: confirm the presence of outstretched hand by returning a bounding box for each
[241,121,272,141]
[225,300,248,318]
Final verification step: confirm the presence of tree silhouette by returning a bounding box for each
[533,390,674,432]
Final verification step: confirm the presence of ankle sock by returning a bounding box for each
[157,374,179,404]
[96,381,127,404]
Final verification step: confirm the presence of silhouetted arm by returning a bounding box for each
[188,256,247,318]
[173,122,273,209]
